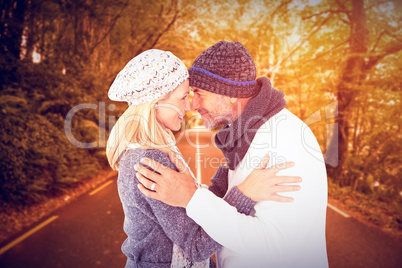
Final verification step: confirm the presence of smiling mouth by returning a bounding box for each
[178,115,184,121]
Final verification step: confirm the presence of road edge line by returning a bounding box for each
[89,180,113,196]
[0,215,59,255]
[327,203,351,218]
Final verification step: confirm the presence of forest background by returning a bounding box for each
[1,0,401,240]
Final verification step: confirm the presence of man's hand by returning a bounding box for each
[237,154,302,202]
[135,152,197,208]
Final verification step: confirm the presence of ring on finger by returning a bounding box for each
[150,182,156,191]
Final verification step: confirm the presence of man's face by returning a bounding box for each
[190,87,236,129]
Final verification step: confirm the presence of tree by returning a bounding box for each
[317,0,402,181]
[0,0,26,86]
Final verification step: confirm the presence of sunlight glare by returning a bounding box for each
[32,47,41,63]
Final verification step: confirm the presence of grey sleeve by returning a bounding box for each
[223,187,256,215]
[208,166,228,198]
[208,166,256,215]
[119,149,220,262]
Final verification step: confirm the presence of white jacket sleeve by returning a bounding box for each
[186,186,287,257]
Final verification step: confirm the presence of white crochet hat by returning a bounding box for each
[108,49,189,106]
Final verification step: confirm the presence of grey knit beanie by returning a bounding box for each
[189,41,260,98]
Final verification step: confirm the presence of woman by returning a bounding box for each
[106,49,299,267]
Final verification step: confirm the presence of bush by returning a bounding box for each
[0,72,108,207]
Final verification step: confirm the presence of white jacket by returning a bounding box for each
[186,108,329,268]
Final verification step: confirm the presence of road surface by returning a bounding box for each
[0,130,401,267]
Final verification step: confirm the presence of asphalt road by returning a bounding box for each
[0,178,127,268]
[0,130,401,268]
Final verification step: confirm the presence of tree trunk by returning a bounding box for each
[0,0,26,59]
[328,0,369,182]
[0,0,26,87]
[23,0,37,63]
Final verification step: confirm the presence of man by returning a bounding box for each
[136,41,328,267]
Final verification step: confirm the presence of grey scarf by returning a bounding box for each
[215,77,287,170]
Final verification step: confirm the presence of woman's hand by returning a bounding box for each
[237,154,302,203]
[135,152,197,208]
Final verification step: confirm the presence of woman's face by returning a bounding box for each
[156,78,190,131]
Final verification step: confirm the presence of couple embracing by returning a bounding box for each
[106,41,328,268]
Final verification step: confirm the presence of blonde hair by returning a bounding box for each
[106,94,176,170]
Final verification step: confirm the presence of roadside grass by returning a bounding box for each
[328,179,402,238]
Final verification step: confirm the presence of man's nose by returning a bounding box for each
[191,95,200,110]
[184,99,190,112]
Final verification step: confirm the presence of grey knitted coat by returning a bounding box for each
[117,148,256,268]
